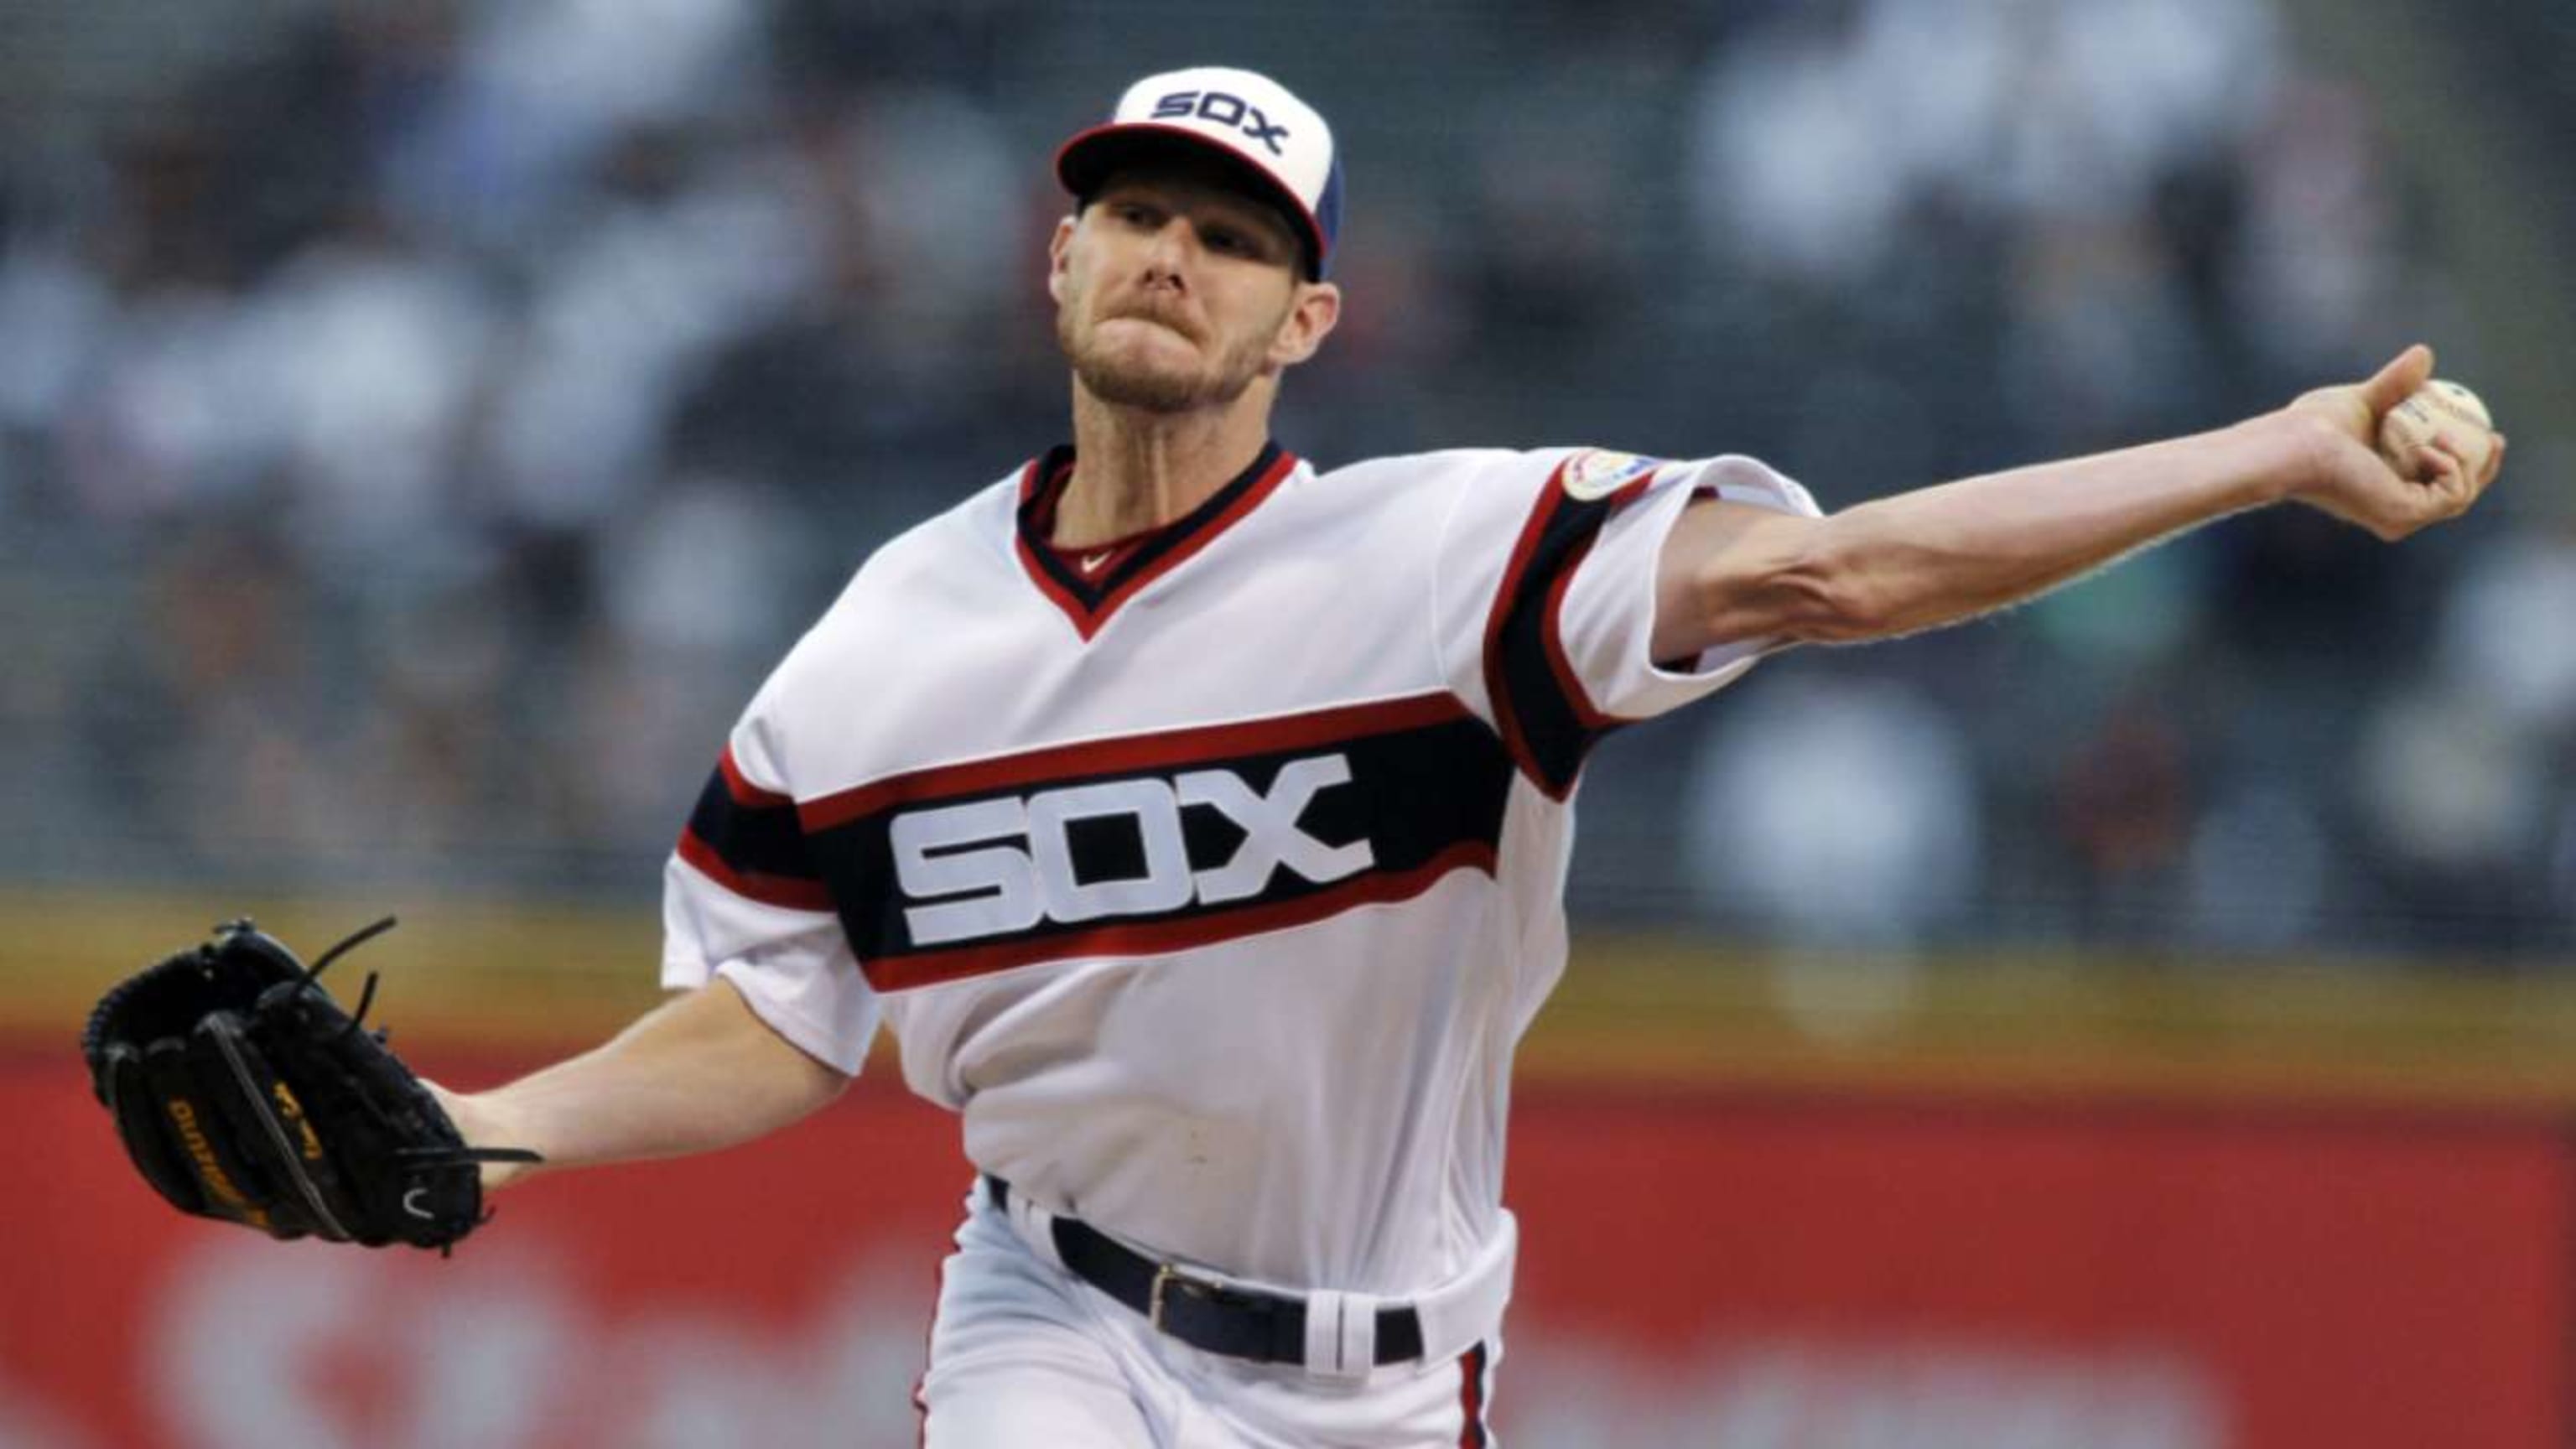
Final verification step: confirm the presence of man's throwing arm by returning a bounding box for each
[1653,345,2505,661]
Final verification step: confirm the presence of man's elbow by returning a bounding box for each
[1710,536,1892,647]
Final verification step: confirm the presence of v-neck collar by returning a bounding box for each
[1013,441,1298,640]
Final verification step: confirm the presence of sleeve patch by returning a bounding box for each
[1560,449,1662,501]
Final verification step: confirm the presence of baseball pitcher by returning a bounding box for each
[91,65,2503,1448]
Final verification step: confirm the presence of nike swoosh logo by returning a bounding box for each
[402,1187,434,1220]
[1079,551,1113,574]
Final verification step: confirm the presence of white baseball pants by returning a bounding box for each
[917,1184,1501,1448]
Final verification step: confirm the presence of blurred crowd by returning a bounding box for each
[2,0,2570,958]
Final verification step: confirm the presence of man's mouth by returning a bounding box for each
[1107,303,1198,342]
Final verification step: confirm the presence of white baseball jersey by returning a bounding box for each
[662,441,1820,1299]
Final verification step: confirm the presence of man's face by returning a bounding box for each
[1049,163,1336,414]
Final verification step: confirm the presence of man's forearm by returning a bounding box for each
[1666,344,2501,660]
[1661,411,2324,657]
[439,977,849,1191]
[1813,412,2311,640]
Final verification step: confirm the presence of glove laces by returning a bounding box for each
[292,914,398,1041]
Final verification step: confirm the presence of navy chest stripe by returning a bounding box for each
[792,694,1514,992]
[862,840,1496,993]
[799,693,1472,831]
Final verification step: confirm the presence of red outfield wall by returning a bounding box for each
[9,1047,2568,1448]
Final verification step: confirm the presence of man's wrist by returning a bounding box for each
[2231,410,2333,509]
[434,1083,542,1192]
[474,1093,543,1192]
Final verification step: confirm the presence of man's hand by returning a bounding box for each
[2283,344,2506,542]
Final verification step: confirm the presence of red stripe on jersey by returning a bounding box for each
[1481,469,1569,792]
[1457,1342,1489,1448]
[676,829,835,912]
[1087,448,1296,628]
[1539,544,1621,735]
[717,745,793,808]
[860,839,1496,993]
[1013,468,1098,636]
[1015,449,1301,641]
[799,692,1472,832]
[1482,463,1657,800]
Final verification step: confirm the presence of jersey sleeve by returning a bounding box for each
[1560,453,1823,718]
[1433,449,1823,799]
[663,713,883,1076]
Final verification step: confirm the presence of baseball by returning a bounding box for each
[2377,379,2495,481]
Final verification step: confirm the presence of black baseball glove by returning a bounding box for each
[80,917,539,1253]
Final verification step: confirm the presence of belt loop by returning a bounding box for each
[1302,1290,1379,1384]
[991,1176,1072,1275]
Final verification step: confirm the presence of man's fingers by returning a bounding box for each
[2419,440,2474,513]
[2360,344,2434,414]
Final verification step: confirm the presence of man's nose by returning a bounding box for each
[1141,219,1193,283]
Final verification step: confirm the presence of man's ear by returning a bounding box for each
[1046,215,1078,305]
[1270,281,1343,368]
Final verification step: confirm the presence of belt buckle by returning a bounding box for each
[1147,1263,1179,1332]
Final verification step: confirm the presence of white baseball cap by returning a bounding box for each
[1056,66,1343,279]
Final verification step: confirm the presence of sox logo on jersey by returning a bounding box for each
[890,753,1374,946]
[678,689,1519,995]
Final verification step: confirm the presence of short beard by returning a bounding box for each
[1058,304,1280,415]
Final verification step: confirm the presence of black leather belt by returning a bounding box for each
[984,1175,1426,1368]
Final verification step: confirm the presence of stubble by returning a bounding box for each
[1057,291,1284,414]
